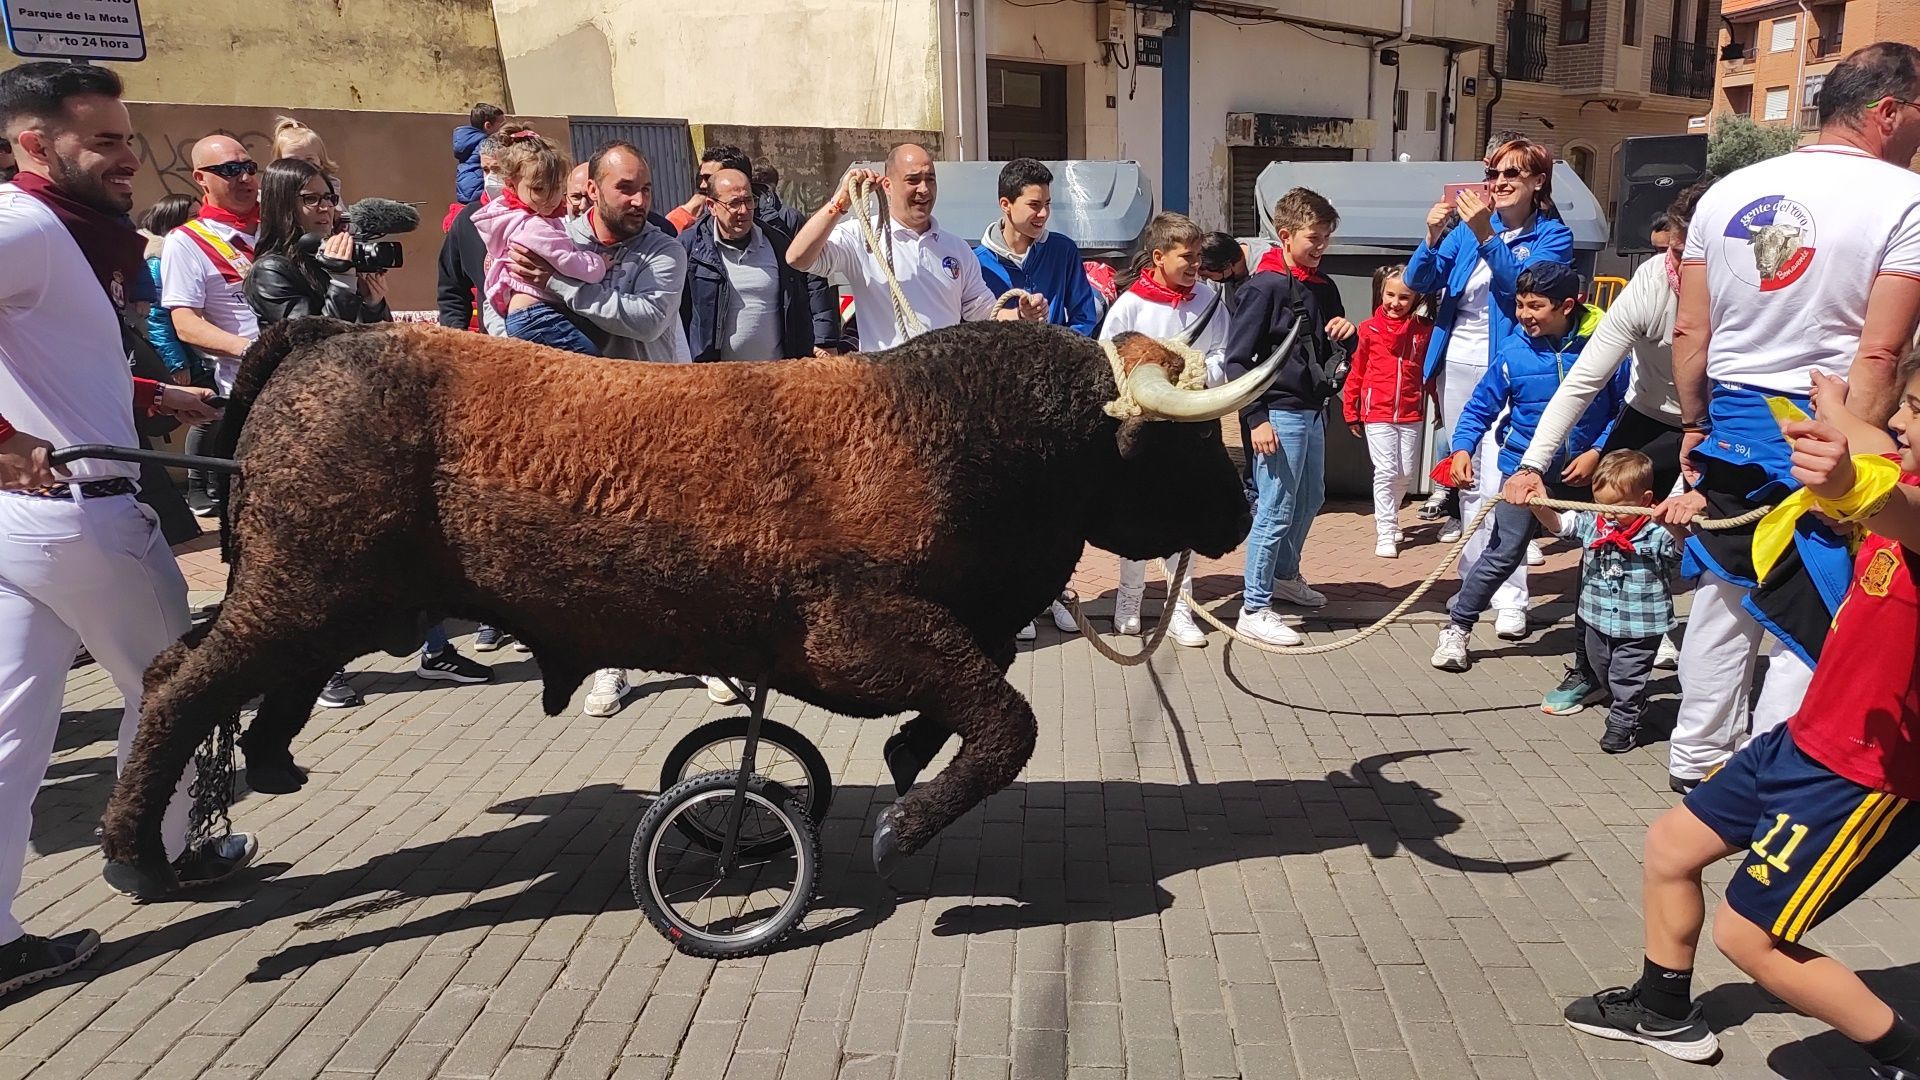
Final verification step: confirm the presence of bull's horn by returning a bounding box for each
[1127,322,1299,423]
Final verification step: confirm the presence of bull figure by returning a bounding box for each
[101,317,1284,896]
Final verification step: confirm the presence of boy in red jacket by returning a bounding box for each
[1342,265,1433,558]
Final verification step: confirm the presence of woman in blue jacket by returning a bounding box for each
[1405,136,1573,638]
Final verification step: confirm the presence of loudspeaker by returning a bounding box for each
[1612,134,1708,255]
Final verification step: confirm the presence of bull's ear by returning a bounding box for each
[1115,416,1150,460]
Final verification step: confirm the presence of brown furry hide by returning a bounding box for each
[102,318,1253,891]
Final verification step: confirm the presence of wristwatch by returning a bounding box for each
[1512,464,1544,478]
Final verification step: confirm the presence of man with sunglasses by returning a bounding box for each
[160,135,260,515]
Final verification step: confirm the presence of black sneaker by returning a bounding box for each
[187,490,218,518]
[1669,773,1701,795]
[417,648,490,684]
[1565,985,1719,1063]
[472,626,505,652]
[0,930,100,998]
[172,833,259,891]
[1600,723,1637,754]
[317,670,362,709]
[1419,487,1457,521]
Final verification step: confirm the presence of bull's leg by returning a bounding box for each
[805,598,1034,878]
[882,634,1017,796]
[239,671,332,794]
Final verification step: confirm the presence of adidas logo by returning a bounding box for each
[1746,863,1771,886]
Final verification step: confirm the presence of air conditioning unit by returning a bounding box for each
[1137,7,1176,34]
[1095,1,1127,43]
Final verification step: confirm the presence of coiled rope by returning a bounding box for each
[1070,496,1773,661]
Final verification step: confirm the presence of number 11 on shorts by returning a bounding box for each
[1753,812,1810,872]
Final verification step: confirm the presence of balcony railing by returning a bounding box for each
[1505,12,1549,82]
[1800,104,1821,129]
[1807,33,1843,60]
[1723,44,1756,70]
[1652,36,1715,98]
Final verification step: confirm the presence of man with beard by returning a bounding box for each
[0,62,253,998]
[160,133,259,517]
[787,143,1044,352]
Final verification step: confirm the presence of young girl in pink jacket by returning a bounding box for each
[471,132,607,354]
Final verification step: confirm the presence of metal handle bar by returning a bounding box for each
[50,444,241,475]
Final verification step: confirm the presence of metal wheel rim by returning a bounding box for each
[675,738,814,812]
[646,787,808,945]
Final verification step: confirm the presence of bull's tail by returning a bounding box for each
[215,318,358,561]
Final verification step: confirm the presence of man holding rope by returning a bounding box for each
[1653,43,1920,796]
[786,143,1044,351]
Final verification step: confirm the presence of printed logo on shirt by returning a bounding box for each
[1718,195,1817,292]
[1513,245,1531,260]
[1862,546,1899,597]
[1746,863,1772,886]
[942,256,960,280]
[108,269,125,310]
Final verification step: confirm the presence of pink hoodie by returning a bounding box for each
[472,195,607,315]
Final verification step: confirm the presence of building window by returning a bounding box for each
[1769,16,1795,53]
[1424,91,1440,132]
[1802,73,1826,128]
[1622,0,1639,45]
[1764,85,1790,121]
[1561,0,1591,44]
[1567,145,1594,185]
[1726,85,1753,117]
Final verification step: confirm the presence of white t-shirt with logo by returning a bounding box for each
[1682,144,1920,395]
[810,214,999,352]
[0,188,140,480]
[160,217,261,395]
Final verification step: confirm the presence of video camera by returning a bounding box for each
[342,198,419,273]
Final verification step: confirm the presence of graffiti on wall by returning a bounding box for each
[134,128,275,197]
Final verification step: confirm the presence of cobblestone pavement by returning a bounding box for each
[4,504,1912,1080]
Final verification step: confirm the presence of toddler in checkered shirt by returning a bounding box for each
[1528,450,1681,754]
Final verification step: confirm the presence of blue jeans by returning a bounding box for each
[1243,407,1326,611]
[506,302,599,356]
[1447,473,1541,631]
[423,623,450,657]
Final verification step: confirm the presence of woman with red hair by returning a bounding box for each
[1405,136,1574,639]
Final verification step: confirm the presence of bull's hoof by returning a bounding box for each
[102,858,176,901]
[881,733,922,797]
[872,805,908,880]
[245,759,306,795]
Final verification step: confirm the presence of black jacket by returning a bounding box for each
[684,194,840,353]
[680,216,818,361]
[247,251,390,327]
[437,199,488,330]
[1222,269,1345,419]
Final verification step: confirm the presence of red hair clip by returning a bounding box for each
[509,130,541,140]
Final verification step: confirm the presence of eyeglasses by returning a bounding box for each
[1483,166,1530,182]
[298,191,340,209]
[200,160,258,180]
[1877,96,1920,112]
[714,196,755,212]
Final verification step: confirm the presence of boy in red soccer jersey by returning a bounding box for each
[1563,354,1920,1073]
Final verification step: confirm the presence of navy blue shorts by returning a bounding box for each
[1685,725,1920,943]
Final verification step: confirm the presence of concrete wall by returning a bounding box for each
[0,0,506,112]
[694,125,944,215]
[126,103,569,313]
[494,0,945,130]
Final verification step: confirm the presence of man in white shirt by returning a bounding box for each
[1654,41,1920,793]
[0,61,253,1000]
[160,134,259,515]
[786,143,1043,350]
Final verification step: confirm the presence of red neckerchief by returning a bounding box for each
[9,172,146,310]
[197,200,260,234]
[1590,514,1651,554]
[1254,247,1327,283]
[1127,271,1192,306]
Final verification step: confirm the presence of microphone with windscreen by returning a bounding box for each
[340,198,418,272]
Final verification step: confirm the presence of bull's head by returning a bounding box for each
[1081,325,1295,564]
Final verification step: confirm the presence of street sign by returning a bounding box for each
[3,0,144,62]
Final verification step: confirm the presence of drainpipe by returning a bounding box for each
[1793,0,1811,130]
[936,0,987,161]
[1440,47,1459,159]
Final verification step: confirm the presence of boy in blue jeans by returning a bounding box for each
[1432,262,1625,671]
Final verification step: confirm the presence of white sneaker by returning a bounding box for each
[1655,634,1681,670]
[705,676,744,704]
[1049,599,1078,634]
[1375,539,1399,559]
[1393,530,1407,544]
[1437,520,1463,543]
[1494,608,1529,640]
[1526,540,1546,567]
[1430,626,1470,671]
[1270,578,1327,609]
[1168,605,1208,648]
[1016,620,1037,641]
[1113,589,1143,636]
[583,668,628,717]
[1238,607,1302,646]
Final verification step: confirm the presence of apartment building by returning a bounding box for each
[1710,0,1910,139]
[1475,0,1721,215]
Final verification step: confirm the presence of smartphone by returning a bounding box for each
[1442,182,1488,206]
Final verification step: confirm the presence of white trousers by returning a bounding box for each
[1117,556,1197,616]
[0,493,194,943]
[1668,569,1816,781]
[1364,422,1422,543]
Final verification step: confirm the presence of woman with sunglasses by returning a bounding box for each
[1405,136,1574,639]
[244,157,388,326]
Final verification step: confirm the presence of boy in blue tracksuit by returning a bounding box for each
[974,158,1101,336]
[1432,262,1627,672]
